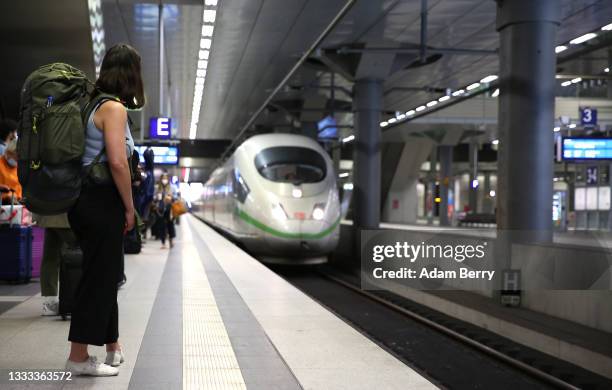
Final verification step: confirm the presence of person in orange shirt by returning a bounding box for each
[0,119,21,202]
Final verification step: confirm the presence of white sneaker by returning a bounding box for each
[65,356,119,376]
[41,296,59,316]
[105,349,125,367]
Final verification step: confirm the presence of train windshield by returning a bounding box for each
[254,146,327,184]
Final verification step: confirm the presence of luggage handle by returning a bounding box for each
[0,188,17,228]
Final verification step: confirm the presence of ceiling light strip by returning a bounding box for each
[381,19,612,129]
[189,1,220,140]
[87,0,106,77]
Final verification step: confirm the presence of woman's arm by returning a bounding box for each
[96,101,135,232]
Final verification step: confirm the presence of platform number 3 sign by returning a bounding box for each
[580,107,597,126]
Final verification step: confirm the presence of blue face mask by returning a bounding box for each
[0,142,5,156]
[7,158,17,167]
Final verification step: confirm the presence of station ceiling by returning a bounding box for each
[99,0,609,142]
[1,0,611,149]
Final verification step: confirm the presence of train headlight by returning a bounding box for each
[272,203,288,221]
[312,203,326,221]
[292,188,303,198]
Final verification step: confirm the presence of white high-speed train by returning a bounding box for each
[193,133,341,264]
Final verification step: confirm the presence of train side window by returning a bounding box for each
[233,169,250,203]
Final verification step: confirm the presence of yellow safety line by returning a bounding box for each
[181,223,247,390]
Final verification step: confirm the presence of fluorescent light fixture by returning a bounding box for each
[571,77,582,84]
[388,118,397,124]
[569,123,577,129]
[555,45,567,53]
[380,121,389,127]
[480,75,498,83]
[397,113,406,120]
[426,100,438,107]
[343,183,354,191]
[190,1,220,140]
[342,135,355,143]
[338,172,349,178]
[184,168,191,183]
[451,89,465,96]
[466,82,480,91]
[602,23,612,31]
[200,38,212,49]
[415,105,426,112]
[569,33,597,45]
[561,80,572,87]
[199,50,210,60]
[203,9,216,23]
[492,139,499,145]
[406,110,415,116]
[438,95,450,102]
[553,126,560,132]
[491,88,500,97]
[201,24,214,37]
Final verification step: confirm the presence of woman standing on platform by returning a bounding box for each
[65,44,144,376]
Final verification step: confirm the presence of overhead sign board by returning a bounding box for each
[562,137,612,160]
[135,145,179,165]
[580,107,597,126]
[150,117,172,139]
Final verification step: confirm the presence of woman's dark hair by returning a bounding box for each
[94,44,145,109]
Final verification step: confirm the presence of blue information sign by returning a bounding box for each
[580,107,597,126]
[562,138,612,160]
[135,145,179,165]
[150,117,172,139]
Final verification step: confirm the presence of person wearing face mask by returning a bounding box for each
[0,119,17,156]
[156,172,172,197]
[0,119,22,202]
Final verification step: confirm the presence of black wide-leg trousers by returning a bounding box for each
[68,185,125,346]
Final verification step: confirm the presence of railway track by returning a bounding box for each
[274,265,612,390]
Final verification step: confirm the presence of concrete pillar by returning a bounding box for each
[353,79,382,230]
[438,145,453,226]
[468,141,478,214]
[483,172,492,213]
[332,142,341,174]
[496,0,560,243]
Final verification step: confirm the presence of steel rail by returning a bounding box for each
[320,271,581,390]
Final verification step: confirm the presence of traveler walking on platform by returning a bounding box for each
[65,44,144,376]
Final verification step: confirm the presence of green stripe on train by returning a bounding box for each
[236,208,340,239]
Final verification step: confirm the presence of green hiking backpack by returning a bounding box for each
[17,63,115,215]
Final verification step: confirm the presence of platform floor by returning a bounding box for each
[0,215,435,390]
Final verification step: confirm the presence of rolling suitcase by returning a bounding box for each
[58,244,83,320]
[0,189,32,283]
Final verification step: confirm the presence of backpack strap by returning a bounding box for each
[81,92,120,126]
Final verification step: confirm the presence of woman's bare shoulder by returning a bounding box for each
[97,100,127,120]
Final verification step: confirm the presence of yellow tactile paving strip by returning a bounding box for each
[182,227,247,390]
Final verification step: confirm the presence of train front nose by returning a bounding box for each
[263,218,339,255]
